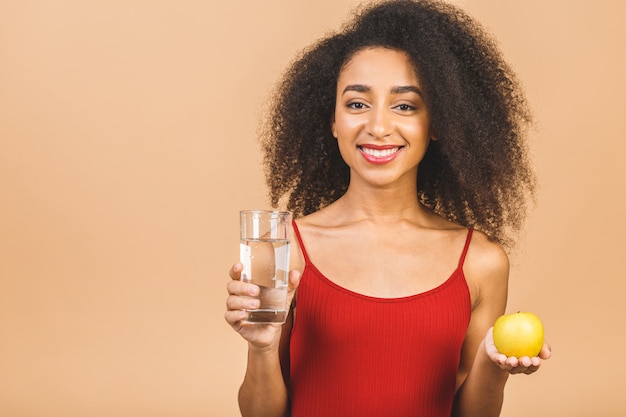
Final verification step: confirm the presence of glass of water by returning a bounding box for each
[239,210,291,324]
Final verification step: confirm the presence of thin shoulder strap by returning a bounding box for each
[291,221,311,264]
[458,228,474,268]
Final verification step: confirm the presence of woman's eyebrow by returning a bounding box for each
[391,85,423,97]
[341,84,423,97]
[342,84,370,95]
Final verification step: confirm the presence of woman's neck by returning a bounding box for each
[332,184,428,222]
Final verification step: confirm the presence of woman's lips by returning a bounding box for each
[358,144,403,164]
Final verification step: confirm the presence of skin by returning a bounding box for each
[225,47,551,417]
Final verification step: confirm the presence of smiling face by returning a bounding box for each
[332,47,432,190]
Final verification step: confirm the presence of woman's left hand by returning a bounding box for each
[484,327,551,375]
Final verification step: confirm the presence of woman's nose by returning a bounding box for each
[366,106,392,138]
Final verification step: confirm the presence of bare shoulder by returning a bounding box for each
[292,203,345,229]
[464,230,510,307]
[289,210,328,272]
[466,231,510,276]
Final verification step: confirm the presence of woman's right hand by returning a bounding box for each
[225,262,301,350]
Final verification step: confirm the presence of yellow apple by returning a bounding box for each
[493,311,544,358]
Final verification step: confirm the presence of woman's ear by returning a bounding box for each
[331,119,338,138]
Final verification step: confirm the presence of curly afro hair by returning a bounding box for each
[260,0,535,248]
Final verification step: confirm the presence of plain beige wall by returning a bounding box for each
[1,1,624,416]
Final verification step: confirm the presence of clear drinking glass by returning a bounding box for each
[239,210,291,323]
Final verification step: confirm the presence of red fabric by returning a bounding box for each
[289,223,472,417]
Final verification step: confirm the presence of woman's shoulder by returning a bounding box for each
[289,210,332,272]
[292,210,326,228]
[292,202,354,234]
[466,230,510,273]
[463,229,510,306]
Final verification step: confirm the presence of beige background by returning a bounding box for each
[1,0,624,416]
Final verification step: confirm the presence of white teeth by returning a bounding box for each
[360,147,399,157]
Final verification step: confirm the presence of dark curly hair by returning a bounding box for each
[260,0,535,248]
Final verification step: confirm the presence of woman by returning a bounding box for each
[225,1,551,416]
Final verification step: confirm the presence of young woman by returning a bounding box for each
[225,1,551,416]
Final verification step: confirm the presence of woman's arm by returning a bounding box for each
[238,318,293,417]
[226,265,301,417]
[452,235,551,417]
[452,234,510,417]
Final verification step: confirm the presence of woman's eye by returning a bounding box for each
[395,103,416,111]
[347,102,367,110]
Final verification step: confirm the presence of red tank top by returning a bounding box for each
[289,223,472,417]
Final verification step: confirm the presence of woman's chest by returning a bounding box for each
[303,237,461,298]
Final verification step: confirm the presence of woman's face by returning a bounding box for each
[332,47,432,190]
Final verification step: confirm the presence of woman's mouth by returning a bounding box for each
[358,145,403,164]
